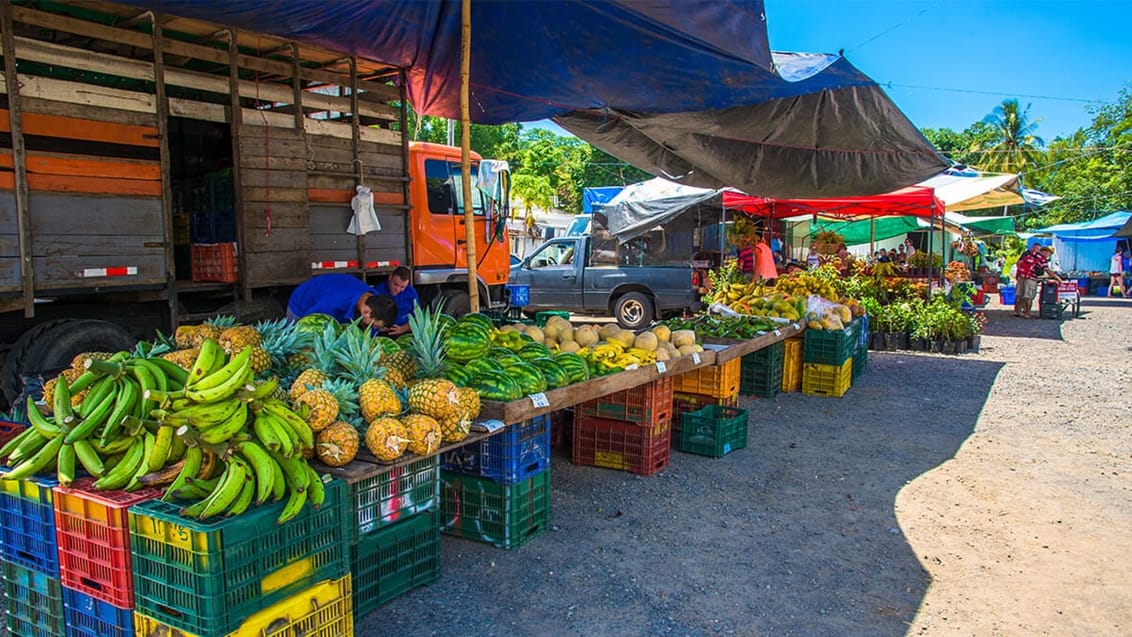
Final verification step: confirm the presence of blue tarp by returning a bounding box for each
[125,0,948,198]
[1033,212,1130,272]
[1033,212,1131,238]
[583,187,625,214]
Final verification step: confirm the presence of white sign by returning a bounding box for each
[692,353,701,365]
[655,361,667,374]
[529,392,550,408]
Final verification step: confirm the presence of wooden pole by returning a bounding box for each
[2,2,35,317]
[460,0,479,312]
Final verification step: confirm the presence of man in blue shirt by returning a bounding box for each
[373,266,420,336]
[286,273,397,330]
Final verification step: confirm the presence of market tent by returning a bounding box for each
[1115,216,1132,238]
[600,178,722,240]
[582,187,625,214]
[1033,212,1131,272]
[1032,212,1131,238]
[125,0,947,199]
[920,171,1023,212]
[722,185,945,219]
[811,217,923,245]
[945,212,1015,237]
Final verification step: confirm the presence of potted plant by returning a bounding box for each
[966,312,986,353]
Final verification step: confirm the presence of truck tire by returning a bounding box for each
[1,319,136,405]
[214,298,284,324]
[614,292,654,330]
[434,288,471,318]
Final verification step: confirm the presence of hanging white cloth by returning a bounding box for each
[347,185,381,235]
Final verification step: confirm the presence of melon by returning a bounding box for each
[542,320,564,341]
[598,323,621,340]
[672,329,697,348]
[609,329,635,349]
[574,325,599,347]
[559,339,581,353]
[633,331,658,352]
[651,324,671,343]
[523,325,545,343]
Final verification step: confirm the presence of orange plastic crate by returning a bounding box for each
[672,357,740,398]
[782,337,803,393]
[54,477,161,609]
[576,375,673,427]
[191,242,238,283]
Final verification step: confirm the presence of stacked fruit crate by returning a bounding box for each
[54,479,160,637]
[440,414,553,550]
[781,337,804,393]
[851,315,869,381]
[348,457,441,621]
[802,324,856,398]
[671,359,741,440]
[738,340,785,399]
[0,469,64,637]
[128,476,354,636]
[573,377,674,476]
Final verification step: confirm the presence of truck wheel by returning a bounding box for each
[1,319,136,405]
[214,298,284,324]
[434,288,471,318]
[614,292,654,330]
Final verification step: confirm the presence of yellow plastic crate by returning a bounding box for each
[782,337,803,393]
[801,359,853,398]
[133,575,353,637]
[673,358,740,398]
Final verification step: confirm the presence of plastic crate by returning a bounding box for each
[482,308,530,327]
[53,478,160,609]
[1000,286,1017,305]
[351,509,440,619]
[0,469,60,576]
[855,315,870,349]
[440,470,551,550]
[781,337,803,393]
[0,421,26,449]
[133,575,352,637]
[128,477,348,637]
[671,391,738,442]
[508,284,530,307]
[572,415,671,476]
[534,310,570,327]
[801,359,853,398]
[851,342,868,381]
[802,326,855,366]
[352,455,440,541]
[442,414,550,485]
[576,375,673,427]
[2,560,65,637]
[63,586,132,637]
[673,358,740,398]
[739,340,784,398]
[678,405,749,458]
[190,242,238,283]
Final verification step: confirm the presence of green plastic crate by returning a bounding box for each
[352,509,440,620]
[739,340,785,398]
[678,405,749,458]
[440,470,551,550]
[802,325,855,366]
[352,456,440,542]
[535,310,570,328]
[2,560,64,637]
[128,477,349,637]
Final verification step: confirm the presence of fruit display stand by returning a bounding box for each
[700,321,805,364]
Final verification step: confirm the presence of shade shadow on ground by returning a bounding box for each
[366,352,1003,637]
[981,308,1068,341]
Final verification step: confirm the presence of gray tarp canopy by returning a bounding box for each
[602,178,724,241]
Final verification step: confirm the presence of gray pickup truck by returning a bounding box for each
[509,235,701,329]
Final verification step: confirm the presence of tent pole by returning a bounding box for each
[927,201,935,284]
[869,217,875,256]
[459,0,479,312]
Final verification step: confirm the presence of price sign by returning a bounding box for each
[655,361,667,374]
[773,329,781,337]
[692,353,701,364]
[529,392,550,408]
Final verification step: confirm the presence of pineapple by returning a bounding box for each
[289,368,327,402]
[456,386,481,421]
[438,411,471,443]
[162,348,200,370]
[192,324,223,348]
[364,417,409,462]
[42,376,58,408]
[296,388,338,432]
[403,302,459,419]
[322,377,361,429]
[289,322,340,401]
[408,378,460,420]
[248,347,271,374]
[69,352,111,374]
[381,350,417,383]
[174,324,200,349]
[256,318,313,375]
[401,413,442,456]
[382,366,408,390]
[219,325,261,352]
[359,379,401,423]
[316,421,359,467]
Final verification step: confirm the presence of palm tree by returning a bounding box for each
[974,99,1045,173]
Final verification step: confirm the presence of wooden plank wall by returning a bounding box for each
[238,124,311,285]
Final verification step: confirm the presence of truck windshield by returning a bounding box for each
[425,159,484,216]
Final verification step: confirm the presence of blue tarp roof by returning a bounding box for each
[1033,212,1131,239]
[125,0,948,198]
[583,187,625,214]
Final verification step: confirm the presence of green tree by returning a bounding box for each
[922,121,996,168]
[974,98,1045,174]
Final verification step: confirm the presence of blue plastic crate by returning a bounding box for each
[856,315,870,349]
[508,284,530,307]
[63,586,132,637]
[442,415,550,485]
[2,560,65,637]
[0,469,61,576]
[1000,286,1016,305]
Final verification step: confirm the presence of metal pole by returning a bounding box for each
[460,0,479,312]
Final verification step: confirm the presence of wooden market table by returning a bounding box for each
[701,321,804,363]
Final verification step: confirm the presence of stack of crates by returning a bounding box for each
[671,361,740,438]
[678,405,750,458]
[128,475,354,636]
[348,456,441,620]
[781,337,804,393]
[53,479,161,637]
[573,377,674,475]
[0,469,64,637]
[802,324,856,398]
[738,340,785,398]
[851,315,869,381]
[440,414,553,550]
[0,423,19,637]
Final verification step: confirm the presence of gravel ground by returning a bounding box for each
[358,296,1132,637]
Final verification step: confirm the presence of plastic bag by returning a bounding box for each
[805,294,851,330]
[346,185,381,235]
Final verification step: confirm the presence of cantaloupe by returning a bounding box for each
[609,329,635,349]
[559,339,581,353]
[574,325,599,347]
[523,325,545,343]
[633,331,658,352]
[598,323,621,340]
[651,325,671,343]
[672,330,697,348]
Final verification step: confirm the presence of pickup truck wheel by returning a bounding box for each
[1,319,136,405]
[614,292,654,330]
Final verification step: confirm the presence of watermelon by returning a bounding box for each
[446,323,492,363]
[395,333,414,350]
[470,370,524,402]
[507,361,548,394]
[466,358,506,377]
[490,349,524,367]
[444,365,474,387]
[553,352,591,384]
[374,336,401,355]
[518,342,552,361]
[295,313,339,335]
[529,357,570,389]
[458,313,495,332]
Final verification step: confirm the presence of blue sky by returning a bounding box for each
[764,0,1130,141]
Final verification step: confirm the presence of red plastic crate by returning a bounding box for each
[191,242,238,283]
[672,358,741,398]
[0,421,26,448]
[53,477,160,609]
[572,414,671,476]
[576,375,673,427]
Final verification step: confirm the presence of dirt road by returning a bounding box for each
[361,297,1132,637]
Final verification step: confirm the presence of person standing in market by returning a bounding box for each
[754,234,778,283]
[1012,243,1041,318]
[286,273,398,330]
[373,265,420,336]
[737,244,755,276]
[1109,245,1126,297]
